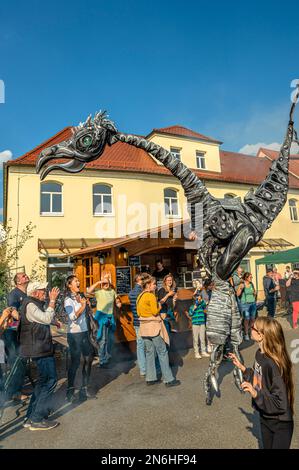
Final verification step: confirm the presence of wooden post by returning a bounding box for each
[75,259,84,291]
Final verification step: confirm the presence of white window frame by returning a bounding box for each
[196,151,206,170]
[289,199,299,222]
[93,184,114,216]
[170,147,181,161]
[40,182,63,216]
[164,188,180,218]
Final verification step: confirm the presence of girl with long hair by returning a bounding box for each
[229,317,294,449]
[64,275,94,402]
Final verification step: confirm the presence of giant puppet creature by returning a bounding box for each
[37,89,299,405]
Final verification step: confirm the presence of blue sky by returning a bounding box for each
[1,0,299,217]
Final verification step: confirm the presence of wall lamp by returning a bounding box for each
[118,247,128,260]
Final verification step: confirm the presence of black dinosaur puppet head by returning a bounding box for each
[37,111,117,180]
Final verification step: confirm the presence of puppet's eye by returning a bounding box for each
[81,135,93,147]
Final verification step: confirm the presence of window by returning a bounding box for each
[170,147,181,161]
[93,184,113,215]
[196,151,206,169]
[40,182,63,215]
[224,193,237,199]
[289,199,298,222]
[164,188,179,216]
[83,258,94,288]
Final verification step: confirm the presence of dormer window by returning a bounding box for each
[170,147,181,161]
[196,151,206,169]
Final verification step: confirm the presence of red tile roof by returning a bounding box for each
[6,126,299,190]
[258,147,299,180]
[147,125,222,144]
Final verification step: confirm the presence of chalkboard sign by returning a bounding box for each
[116,266,132,294]
[129,256,141,267]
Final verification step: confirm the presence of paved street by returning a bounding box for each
[0,324,298,449]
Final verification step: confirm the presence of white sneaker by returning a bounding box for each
[195,353,202,359]
[201,352,210,357]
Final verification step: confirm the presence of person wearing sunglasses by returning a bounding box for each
[229,317,294,449]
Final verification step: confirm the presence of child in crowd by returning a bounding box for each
[229,317,294,449]
[188,286,210,359]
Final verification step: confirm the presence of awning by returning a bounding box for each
[256,238,294,250]
[38,238,104,254]
[64,219,192,258]
[256,246,299,265]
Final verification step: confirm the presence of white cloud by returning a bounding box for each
[212,102,291,152]
[239,142,281,156]
[0,150,13,164]
[239,141,299,156]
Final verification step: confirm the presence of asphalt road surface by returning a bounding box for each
[0,323,298,449]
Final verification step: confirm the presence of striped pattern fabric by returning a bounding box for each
[189,299,206,325]
[128,284,143,327]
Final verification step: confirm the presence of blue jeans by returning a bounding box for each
[241,302,257,320]
[143,335,174,383]
[98,324,115,365]
[134,326,146,375]
[3,329,26,396]
[3,329,18,366]
[5,356,27,398]
[26,355,57,423]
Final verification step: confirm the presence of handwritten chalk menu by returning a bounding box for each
[116,266,132,294]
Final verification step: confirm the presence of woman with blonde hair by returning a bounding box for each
[229,317,294,449]
[137,275,180,387]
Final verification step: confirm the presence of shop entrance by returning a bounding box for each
[138,247,199,288]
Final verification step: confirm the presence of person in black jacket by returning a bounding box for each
[263,269,279,317]
[19,281,60,431]
[229,316,294,449]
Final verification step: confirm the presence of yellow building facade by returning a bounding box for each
[4,124,299,297]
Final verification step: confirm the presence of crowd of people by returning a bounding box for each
[0,260,296,448]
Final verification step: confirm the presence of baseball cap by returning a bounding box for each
[27,281,48,295]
